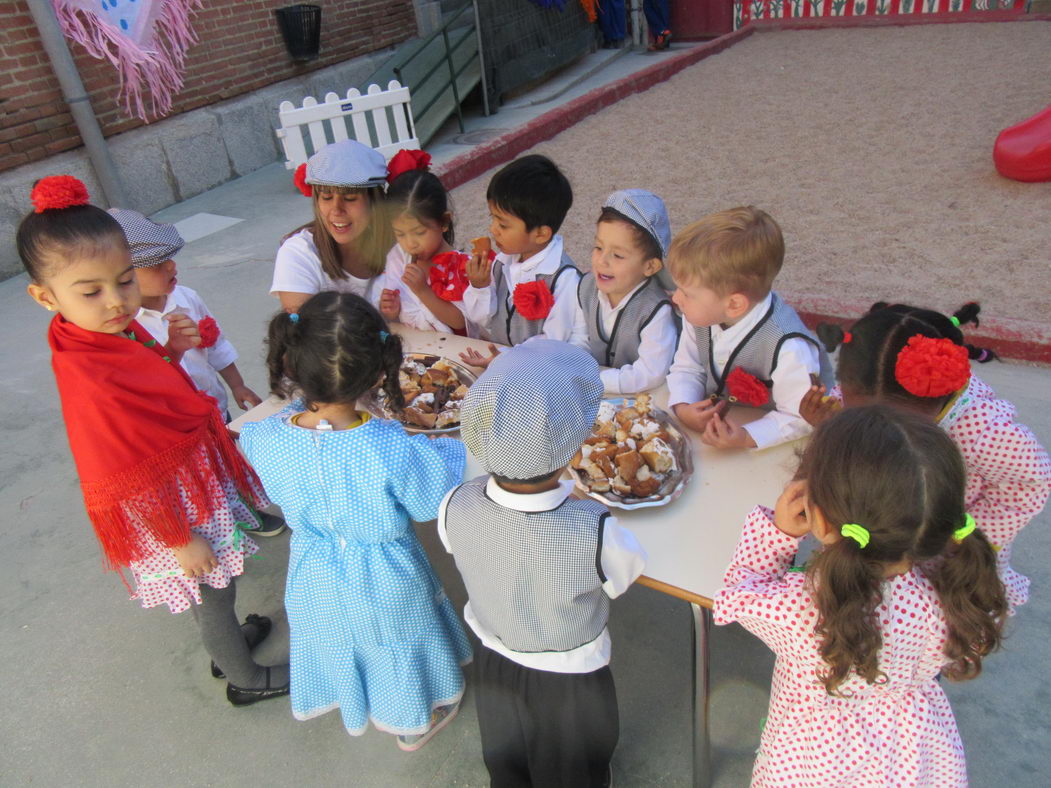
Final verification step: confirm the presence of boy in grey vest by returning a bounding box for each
[460,155,585,369]
[439,340,646,787]
[665,206,834,450]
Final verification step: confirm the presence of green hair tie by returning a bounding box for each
[953,513,976,543]
[949,315,961,327]
[840,523,870,549]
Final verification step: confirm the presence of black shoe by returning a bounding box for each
[248,511,287,537]
[226,666,290,707]
[211,614,272,679]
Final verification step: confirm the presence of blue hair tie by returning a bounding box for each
[379,330,390,342]
[289,313,300,323]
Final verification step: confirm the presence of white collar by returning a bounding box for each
[485,476,575,512]
[506,235,564,277]
[598,278,648,315]
[137,288,183,318]
[712,292,773,345]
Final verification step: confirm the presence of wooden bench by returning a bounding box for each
[275,80,420,169]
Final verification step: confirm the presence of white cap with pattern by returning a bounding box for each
[306,139,388,189]
[108,208,184,268]
[604,188,672,258]
[461,340,604,479]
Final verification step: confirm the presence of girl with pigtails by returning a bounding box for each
[802,302,1051,613]
[238,292,472,751]
[715,405,1007,787]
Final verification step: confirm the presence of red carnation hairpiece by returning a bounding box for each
[725,368,770,408]
[842,331,853,344]
[894,335,971,398]
[31,175,90,213]
[197,316,220,349]
[387,149,432,183]
[293,163,312,197]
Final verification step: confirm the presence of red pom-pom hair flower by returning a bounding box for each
[197,316,220,348]
[725,368,770,407]
[513,280,555,321]
[387,149,432,183]
[31,175,90,213]
[293,163,312,197]
[894,335,970,398]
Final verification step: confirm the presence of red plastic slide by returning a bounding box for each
[993,105,1051,183]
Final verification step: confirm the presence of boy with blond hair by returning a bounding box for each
[666,206,833,450]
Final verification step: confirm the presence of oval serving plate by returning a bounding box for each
[568,397,694,510]
[363,353,478,435]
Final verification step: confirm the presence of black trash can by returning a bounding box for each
[275,4,322,62]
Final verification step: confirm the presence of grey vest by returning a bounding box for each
[489,252,579,346]
[444,478,611,653]
[693,293,835,408]
[577,273,676,368]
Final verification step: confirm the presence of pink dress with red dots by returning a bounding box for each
[714,507,969,788]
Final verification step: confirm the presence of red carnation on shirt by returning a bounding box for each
[197,316,220,348]
[725,368,770,407]
[513,280,555,321]
[894,335,970,398]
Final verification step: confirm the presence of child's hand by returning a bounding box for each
[672,399,721,433]
[164,312,201,361]
[799,384,841,427]
[401,259,428,295]
[773,479,810,537]
[465,252,492,289]
[172,533,218,578]
[231,384,262,411]
[379,288,401,321]
[460,343,500,369]
[701,412,757,450]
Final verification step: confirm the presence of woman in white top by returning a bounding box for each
[271,140,393,313]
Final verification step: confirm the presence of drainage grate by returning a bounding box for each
[453,128,509,145]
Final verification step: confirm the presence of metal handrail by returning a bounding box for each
[391,2,482,133]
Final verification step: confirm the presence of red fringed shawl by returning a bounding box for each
[48,315,264,568]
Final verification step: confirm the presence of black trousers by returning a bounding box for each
[474,644,618,788]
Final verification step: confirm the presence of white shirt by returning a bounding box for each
[666,292,819,450]
[569,279,679,394]
[136,285,238,415]
[382,244,473,335]
[438,478,647,673]
[271,229,381,307]
[461,235,587,348]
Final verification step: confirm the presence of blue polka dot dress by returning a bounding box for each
[240,403,472,736]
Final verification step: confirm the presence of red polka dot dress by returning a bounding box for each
[715,507,969,788]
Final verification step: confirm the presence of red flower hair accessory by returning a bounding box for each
[842,331,853,344]
[293,163,312,197]
[197,316,220,348]
[894,335,970,398]
[725,368,770,407]
[31,175,90,213]
[387,149,432,183]
[513,280,555,321]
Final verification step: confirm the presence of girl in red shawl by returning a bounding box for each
[18,176,288,706]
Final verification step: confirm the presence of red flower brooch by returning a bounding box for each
[197,316,220,349]
[31,175,90,213]
[293,163,312,197]
[387,149,432,183]
[725,368,770,407]
[513,280,555,321]
[894,335,970,398]
[428,251,472,302]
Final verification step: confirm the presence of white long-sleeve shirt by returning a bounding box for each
[666,293,819,450]
[438,478,646,673]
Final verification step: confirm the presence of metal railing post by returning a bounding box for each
[472,0,490,116]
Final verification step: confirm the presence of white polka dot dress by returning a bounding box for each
[239,406,472,736]
[126,442,267,614]
[714,507,970,788]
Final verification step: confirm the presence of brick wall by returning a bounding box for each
[0,0,417,173]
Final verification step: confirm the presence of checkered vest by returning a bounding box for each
[489,252,579,346]
[444,478,611,653]
[577,273,675,368]
[692,292,835,407]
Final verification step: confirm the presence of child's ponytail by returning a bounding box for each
[931,526,1007,681]
[266,311,301,399]
[378,330,406,412]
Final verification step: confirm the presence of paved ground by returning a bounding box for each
[2,34,1050,788]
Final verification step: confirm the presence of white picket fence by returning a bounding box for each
[275,80,420,169]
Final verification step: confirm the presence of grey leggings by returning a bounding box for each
[190,580,268,687]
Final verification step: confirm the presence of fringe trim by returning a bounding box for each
[52,0,202,120]
[83,409,265,568]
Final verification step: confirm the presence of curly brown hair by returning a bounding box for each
[799,406,1006,695]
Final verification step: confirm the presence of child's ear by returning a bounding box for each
[532,224,554,246]
[440,211,453,233]
[808,502,839,545]
[642,257,663,277]
[725,292,752,320]
[27,282,57,312]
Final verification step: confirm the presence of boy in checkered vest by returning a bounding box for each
[439,340,646,787]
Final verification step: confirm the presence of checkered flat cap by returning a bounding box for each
[306,139,388,189]
[108,208,184,268]
[461,340,603,479]
[604,189,672,258]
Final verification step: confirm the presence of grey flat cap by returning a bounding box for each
[306,139,387,189]
[604,188,672,258]
[108,208,184,268]
[460,340,603,479]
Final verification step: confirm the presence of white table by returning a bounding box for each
[230,326,799,787]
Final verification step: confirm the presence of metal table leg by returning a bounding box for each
[691,603,712,788]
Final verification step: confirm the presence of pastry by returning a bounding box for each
[471,236,491,256]
[640,438,675,474]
